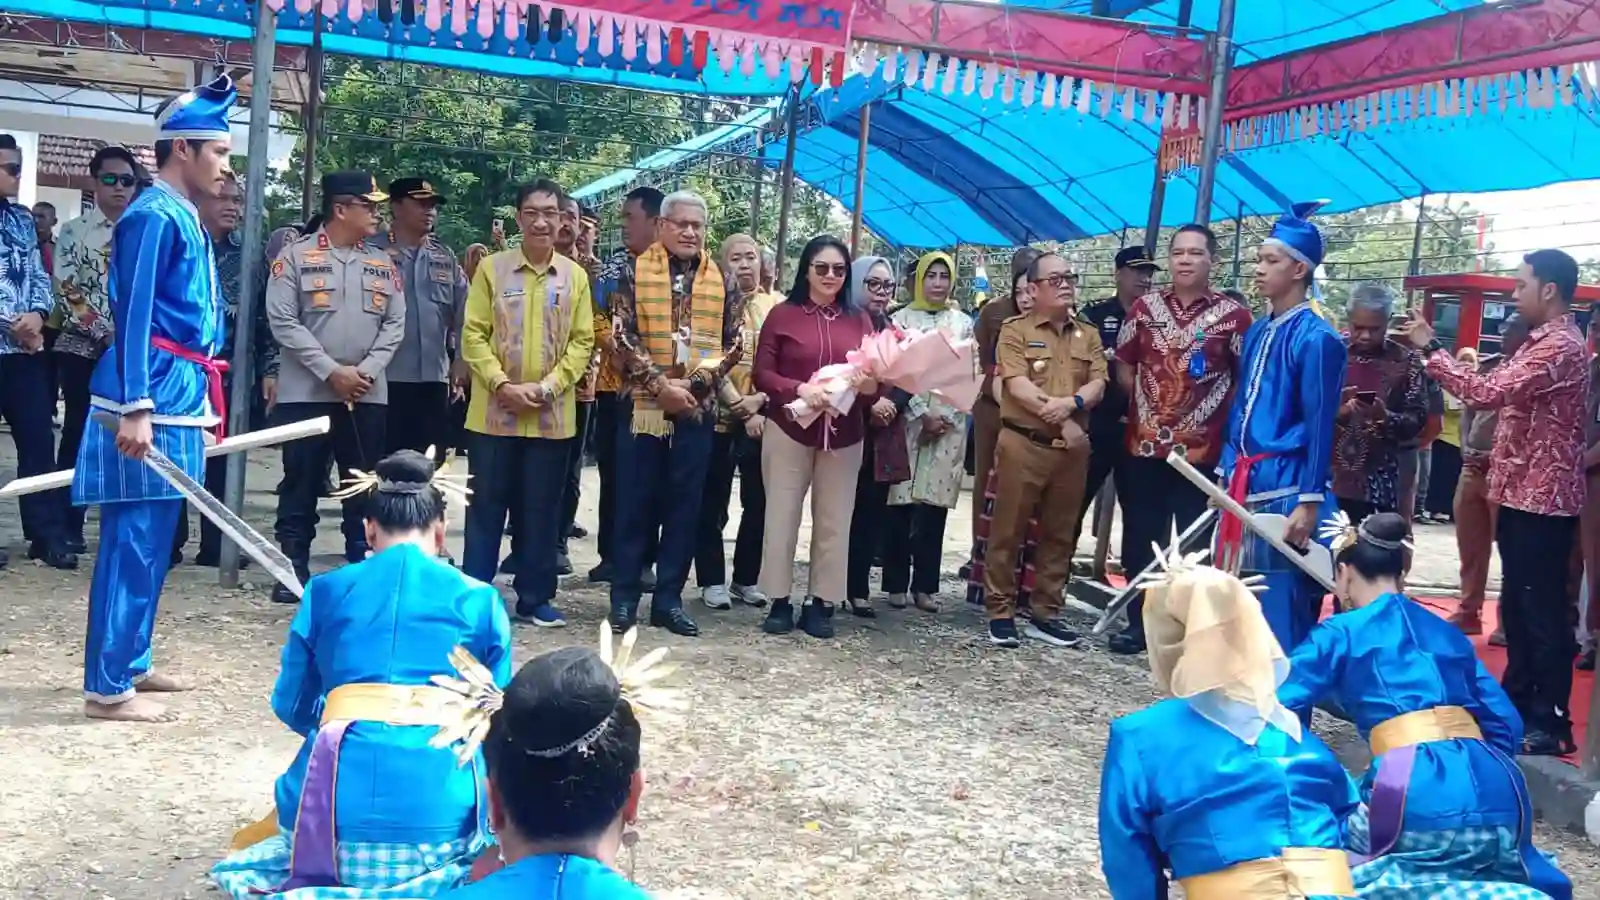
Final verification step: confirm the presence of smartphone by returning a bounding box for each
[1355,390,1378,404]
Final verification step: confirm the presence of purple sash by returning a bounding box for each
[1349,743,1417,867]
[251,720,352,894]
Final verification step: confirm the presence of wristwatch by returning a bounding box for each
[1072,394,1085,411]
[1423,338,1445,356]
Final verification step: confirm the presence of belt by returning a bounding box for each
[1369,705,1482,757]
[1178,848,1355,899]
[320,682,461,727]
[1003,420,1070,450]
[151,335,229,438]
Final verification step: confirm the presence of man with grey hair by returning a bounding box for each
[606,188,746,636]
[1330,282,1428,519]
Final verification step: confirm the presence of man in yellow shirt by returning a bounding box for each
[459,179,595,627]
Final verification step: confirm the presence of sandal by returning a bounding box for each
[912,593,942,613]
[887,593,909,609]
[842,598,877,619]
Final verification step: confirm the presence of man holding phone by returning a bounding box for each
[1329,283,1428,520]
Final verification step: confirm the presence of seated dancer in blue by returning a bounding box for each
[213,449,511,898]
[1099,541,1359,899]
[441,624,683,899]
[1216,202,1346,653]
[75,75,236,723]
[1279,511,1572,900]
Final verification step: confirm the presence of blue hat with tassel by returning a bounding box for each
[1262,200,1331,270]
[155,74,237,143]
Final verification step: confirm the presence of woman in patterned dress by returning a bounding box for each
[212,450,511,899]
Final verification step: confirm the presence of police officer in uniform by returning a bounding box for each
[265,171,406,602]
[984,252,1107,650]
[368,177,468,460]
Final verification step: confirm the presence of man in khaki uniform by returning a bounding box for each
[265,170,406,602]
[985,252,1107,649]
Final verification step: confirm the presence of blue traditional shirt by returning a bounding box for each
[0,198,54,355]
[1099,698,1359,899]
[1218,302,1346,503]
[443,853,650,899]
[272,543,512,845]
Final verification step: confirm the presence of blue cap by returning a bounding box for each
[155,74,237,143]
[1263,200,1330,269]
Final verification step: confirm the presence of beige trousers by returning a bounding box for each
[758,426,864,603]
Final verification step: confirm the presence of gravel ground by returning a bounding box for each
[0,451,1590,899]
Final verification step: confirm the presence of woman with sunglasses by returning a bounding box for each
[845,255,911,616]
[883,251,972,614]
[753,235,879,638]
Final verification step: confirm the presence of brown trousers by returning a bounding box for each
[758,425,864,604]
[1453,466,1497,616]
[983,428,1089,620]
[970,396,1001,554]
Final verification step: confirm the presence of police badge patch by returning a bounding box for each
[270,259,286,280]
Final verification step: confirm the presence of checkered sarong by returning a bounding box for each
[211,830,475,899]
[965,466,1040,609]
[1347,805,1559,899]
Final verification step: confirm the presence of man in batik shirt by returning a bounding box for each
[1330,283,1426,521]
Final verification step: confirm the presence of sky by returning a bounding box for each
[1443,181,1600,268]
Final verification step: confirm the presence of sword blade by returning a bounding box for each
[92,414,305,599]
[1091,508,1218,636]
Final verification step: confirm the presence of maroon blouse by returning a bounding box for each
[754,300,876,449]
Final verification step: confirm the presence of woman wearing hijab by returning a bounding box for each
[883,252,972,612]
[845,255,911,615]
[1099,546,1358,899]
[1278,511,1571,899]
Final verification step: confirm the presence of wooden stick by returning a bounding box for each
[0,416,331,498]
[1165,453,1338,593]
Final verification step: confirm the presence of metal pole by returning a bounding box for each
[747,133,764,235]
[221,0,278,588]
[849,104,871,255]
[1230,202,1245,290]
[298,10,324,223]
[1141,159,1167,252]
[773,89,800,287]
[1191,0,1238,225]
[1405,193,1428,308]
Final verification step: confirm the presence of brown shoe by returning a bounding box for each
[1448,610,1483,636]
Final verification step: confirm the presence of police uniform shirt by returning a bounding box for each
[265,229,407,406]
[368,230,468,384]
[995,309,1107,433]
[1079,297,1132,441]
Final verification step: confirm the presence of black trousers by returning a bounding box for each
[557,400,594,544]
[172,454,230,559]
[883,502,950,595]
[848,457,891,601]
[1118,454,1211,638]
[1,352,66,547]
[694,427,765,589]
[1425,441,1462,517]
[1072,432,1127,556]
[593,392,621,563]
[384,381,452,460]
[1497,506,1580,738]
[273,401,385,560]
[462,433,568,606]
[53,350,100,542]
[609,415,712,614]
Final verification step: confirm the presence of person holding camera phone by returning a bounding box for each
[1330,283,1429,521]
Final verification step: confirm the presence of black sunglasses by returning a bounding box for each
[1038,272,1080,289]
[0,162,20,177]
[98,173,138,188]
[811,262,848,278]
[863,277,896,294]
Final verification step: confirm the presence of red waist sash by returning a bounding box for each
[152,336,229,438]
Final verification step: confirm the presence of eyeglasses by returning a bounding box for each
[336,197,379,213]
[520,209,562,223]
[811,262,848,278]
[863,277,896,294]
[0,163,20,177]
[1038,272,1080,289]
[661,216,705,233]
[98,173,137,188]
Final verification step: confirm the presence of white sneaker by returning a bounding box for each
[730,583,767,606]
[700,584,732,610]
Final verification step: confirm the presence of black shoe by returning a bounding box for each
[194,550,250,569]
[842,597,877,618]
[988,618,1021,648]
[64,535,87,555]
[567,522,589,539]
[344,543,369,565]
[587,561,613,584]
[609,602,639,634]
[957,561,972,581]
[170,545,185,567]
[650,606,700,637]
[1024,617,1082,648]
[271,582,299,604]
[1522,727,1577,757]
[1107,629,1147,655]
[762,598,795,635]
[555,552,573,577]
[500,554,519,576]
[1578,647,1596,672]
[28,542,78,571]
[798,599,835,639]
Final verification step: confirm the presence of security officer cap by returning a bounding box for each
[389,177,446,205]
[1114,246,1162,271]
[322,171,388,203]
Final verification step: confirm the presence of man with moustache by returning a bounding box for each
[1108,225,1252,654]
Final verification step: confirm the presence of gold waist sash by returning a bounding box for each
[1179,848,1355,899]
[1368,705,1482,757]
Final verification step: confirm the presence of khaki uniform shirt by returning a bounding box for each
[368,231,468,384]
[996,310,1107,433]
[265,229,407,406]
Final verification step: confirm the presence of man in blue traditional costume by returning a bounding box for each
[1215,203,1346,654]
[74,75,236,723]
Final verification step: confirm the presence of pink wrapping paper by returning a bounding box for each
[785,328,982,430]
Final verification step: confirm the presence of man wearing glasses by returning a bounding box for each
[605,190,747,636]
[265,170,406,603]
[1107,225,1252,655]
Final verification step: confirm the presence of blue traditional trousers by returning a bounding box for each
[1237,492,1335,656]
[83,498,183,702]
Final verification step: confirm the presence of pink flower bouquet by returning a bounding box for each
[784,327,982,429]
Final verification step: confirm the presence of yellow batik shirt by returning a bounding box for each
[717,289,783,429]
[461,248,595,440]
